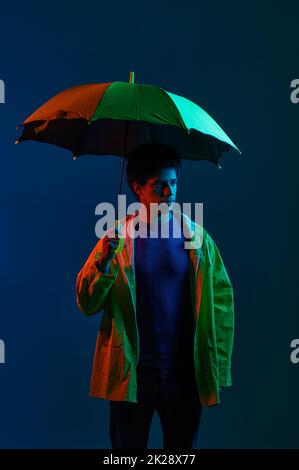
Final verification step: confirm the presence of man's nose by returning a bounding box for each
[163,185,172,196]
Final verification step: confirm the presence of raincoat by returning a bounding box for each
[76,210,235,406]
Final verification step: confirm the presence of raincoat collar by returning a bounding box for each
[118,208,204,274]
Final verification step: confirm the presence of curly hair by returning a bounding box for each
[126,143,182,199]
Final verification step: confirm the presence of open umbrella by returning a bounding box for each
[16,72,240,252]
[16,71,240,195]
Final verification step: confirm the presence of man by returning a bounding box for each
[76,143,235,449]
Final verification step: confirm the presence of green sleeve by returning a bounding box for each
[210,238,235,387]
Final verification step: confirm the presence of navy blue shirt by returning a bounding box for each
[135,213,194,368]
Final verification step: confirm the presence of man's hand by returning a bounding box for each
[96,228,120,272]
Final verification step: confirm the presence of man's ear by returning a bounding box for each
[132,181,141,197]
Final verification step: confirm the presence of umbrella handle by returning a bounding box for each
[114,219,125,254]
[115,237,124,254]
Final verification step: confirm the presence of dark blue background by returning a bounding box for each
[0,0,298,448]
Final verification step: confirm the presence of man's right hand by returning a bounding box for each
[96,228,120,271]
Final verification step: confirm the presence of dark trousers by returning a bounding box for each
[109,364,202,449]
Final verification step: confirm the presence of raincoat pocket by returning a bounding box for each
[95,329,124,378]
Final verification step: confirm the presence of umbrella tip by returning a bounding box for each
[129,71,135,84]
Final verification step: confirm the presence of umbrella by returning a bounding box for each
[16,72,240,252]
[16,71,240,193]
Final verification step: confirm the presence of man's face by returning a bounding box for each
[133,167,178,208]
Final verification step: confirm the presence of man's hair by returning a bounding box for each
[126,143,182,199]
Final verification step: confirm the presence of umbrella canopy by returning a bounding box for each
[16,72,240,168]
[16,72,241,252]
